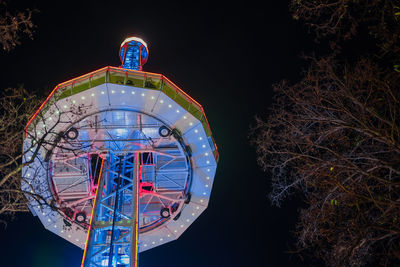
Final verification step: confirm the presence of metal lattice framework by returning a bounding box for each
[82,152,140,267]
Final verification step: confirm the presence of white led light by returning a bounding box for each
[180,224,184,228]
[152,241,155,244]
[186,219,190,222]
[48,117,52,120]
[174,230,178,233]
[189,122,193,126]
[121,90,125,93]
[47,218,51,222]
[72,100,76,104]
[205,184,209,187]
[81,96,85,100]
[176,110,180,113]
[160,238,163,241]
[199,137,203,140]
[207,168,210,172]
[27,173,30,177]
[160,99,164,103]
[205,152,209,156]
[54,225,57,228]
[206,176,210,180]
[131,91,135,94]
[196,206,200,210]
[68,235,71,238]
[141,93,145,96]
[101,91,105,94]
[91,93,95,97]
[76,239,79,242]
[183,115,187,119]
[63,105,67,109]
[206,160,210,164]
[61,230,64,233]
[168,104,172,108]
[111,90,115,93]
[167,234,171,237]
[202,144,206,148]
[151,96,155,99]
[203,192,207,195]
[192,213,195,216]
[144,244,147,247]
[194,129,198,133]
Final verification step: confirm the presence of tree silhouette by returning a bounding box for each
[253,0,400,265]
[0,0,35,52]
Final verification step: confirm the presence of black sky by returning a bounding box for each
[0,1,317,266]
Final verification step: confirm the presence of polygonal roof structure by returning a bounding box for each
[22,65,219,253]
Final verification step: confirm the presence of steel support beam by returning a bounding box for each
[81,152,139,267]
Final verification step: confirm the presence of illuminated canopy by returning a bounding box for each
[22,38,218,267]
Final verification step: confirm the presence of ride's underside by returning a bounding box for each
[49,110,191,267]
[23,58,218,267]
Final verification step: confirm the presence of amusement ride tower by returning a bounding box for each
[22,37,218,266]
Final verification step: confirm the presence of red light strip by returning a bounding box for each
[133,151,140,267]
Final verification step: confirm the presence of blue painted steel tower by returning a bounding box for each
[119,37,148,71]
[22,37,219,267]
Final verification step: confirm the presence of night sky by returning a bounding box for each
[0,1,316,266]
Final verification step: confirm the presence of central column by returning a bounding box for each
[81,152,140,267]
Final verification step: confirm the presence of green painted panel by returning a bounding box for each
[91,76,105,87]
[109,74,125,85]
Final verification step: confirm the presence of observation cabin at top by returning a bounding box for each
[22,37,219,267]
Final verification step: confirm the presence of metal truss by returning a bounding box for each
[82,151,139,267]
